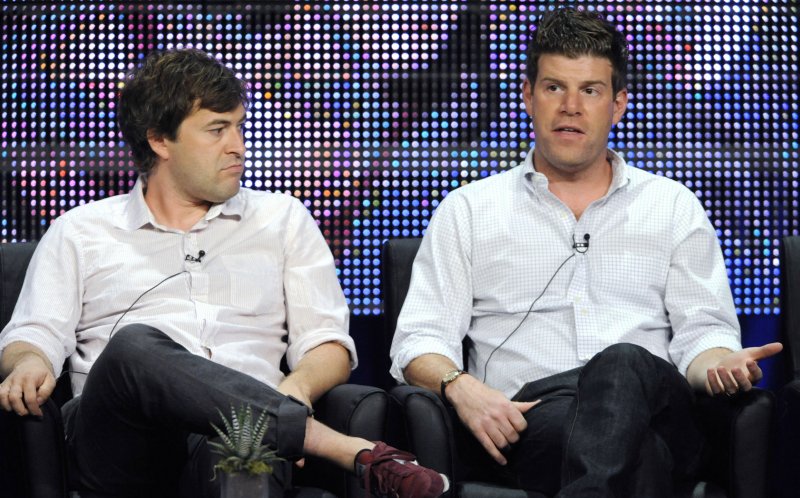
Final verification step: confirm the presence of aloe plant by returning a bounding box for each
[209,404,283,476]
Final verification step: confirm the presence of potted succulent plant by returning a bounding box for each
[209,403,283,498]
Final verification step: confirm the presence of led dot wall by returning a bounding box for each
[1,2,798,316]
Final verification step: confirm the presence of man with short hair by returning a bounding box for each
[390,8,781,497]
[0,48,447,498]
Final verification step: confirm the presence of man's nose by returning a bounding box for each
[228,127,246,156]
[560,91,582,115]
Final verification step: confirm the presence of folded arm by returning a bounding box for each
[277,341,351,408]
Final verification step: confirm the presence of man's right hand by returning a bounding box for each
[446,373,539,465]
[0,344,56,417]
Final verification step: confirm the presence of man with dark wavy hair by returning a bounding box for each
[0,48,447,498]
[391,7,781,497]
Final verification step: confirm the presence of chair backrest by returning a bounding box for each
[0,241,72,400]
[0,241,72,498]
[382,237,473,370]
[0,241,38,330]
[381,237,423,342]
[781,236,800,379]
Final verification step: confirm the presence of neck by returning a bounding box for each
[142,173,211,232]
[537,155,613,220]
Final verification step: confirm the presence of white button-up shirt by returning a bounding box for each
[0,180,356,396]
[390,149,741,398]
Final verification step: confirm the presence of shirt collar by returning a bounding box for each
[523,147,631,197]
[116,178,245,231]
[605,149,631,195]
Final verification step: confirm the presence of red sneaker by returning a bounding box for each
[355,442,450,497]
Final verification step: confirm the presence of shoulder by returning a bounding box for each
[441,166,522,206]
[462,166,520,194]
[236,188,316,233]
[33,193,132,259]
[426,167,523,234]
[625,166,699,202]
[58,192,130,221]
[622,166,709,230]
[237,187,308,214]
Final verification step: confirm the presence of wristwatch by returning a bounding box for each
[440,369,467,403]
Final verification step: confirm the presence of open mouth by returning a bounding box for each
[554,126,584,134]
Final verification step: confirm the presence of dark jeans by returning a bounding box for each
[454,343,706,498]
[62,324,311,498]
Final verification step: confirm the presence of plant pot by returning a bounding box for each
[219,472,271,498]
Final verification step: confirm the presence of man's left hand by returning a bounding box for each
[706,342,783,396]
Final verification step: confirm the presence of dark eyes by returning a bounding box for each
[209,124,246,135]
[544,85,599,95]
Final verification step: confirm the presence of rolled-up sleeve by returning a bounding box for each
[0,218,83,377]
[282,198,356,371]
[665,189,742,376]
[390,192,474,384]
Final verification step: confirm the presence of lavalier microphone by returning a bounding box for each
[573,234,590,254]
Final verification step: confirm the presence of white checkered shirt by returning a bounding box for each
[390,149,741,398]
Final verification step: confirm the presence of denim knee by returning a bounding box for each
[580,343,681,411]
[105,323,164,356]
[589,343,655,370]
[95,323,167,378]
[580,343,664,393]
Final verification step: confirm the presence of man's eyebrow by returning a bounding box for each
[581,80,608,87]
[539,76,565,85]
[539,76,609,87]
[204,117,247,127]
[204,118,233,127]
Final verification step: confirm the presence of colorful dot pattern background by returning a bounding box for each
[1,1,798,316]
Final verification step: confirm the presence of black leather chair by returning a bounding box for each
[779,236,800,380]
[383,237,775,498]
[775,235,800,498]
[0,240,385,498]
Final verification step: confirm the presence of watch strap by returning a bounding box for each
[440,369,466,404]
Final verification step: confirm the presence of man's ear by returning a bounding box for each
[147,130,170,161]
[611,88,628,126]
[522,78,535,118]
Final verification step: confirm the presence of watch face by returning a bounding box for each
[443,370,461,383]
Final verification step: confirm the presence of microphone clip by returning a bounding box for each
[185,250,206,263]
[572,234,590,254]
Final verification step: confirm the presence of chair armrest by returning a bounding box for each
[459,482,547,498]
[390,386,457,486]
[0,398,69,498]
[390,385,534,498]
[693,387,773,498]
[314,384,388,441]
[775,380,800,498]
[294,384,388,497]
